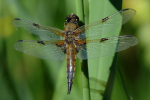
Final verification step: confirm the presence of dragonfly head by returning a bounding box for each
[65,13,79,23]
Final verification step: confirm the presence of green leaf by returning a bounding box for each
[81,0,122,100]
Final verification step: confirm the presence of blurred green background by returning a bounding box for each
[0,0,150,100]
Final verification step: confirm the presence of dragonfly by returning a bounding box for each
[12,8,138,94]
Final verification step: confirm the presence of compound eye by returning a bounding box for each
[66,18,71,22]
[65,15,70,22]
[76,18,79,21]
[74,15,79,21]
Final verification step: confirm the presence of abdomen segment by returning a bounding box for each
[66,44,77,94]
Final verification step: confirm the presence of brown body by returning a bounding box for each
[63,14,79,94]
[66,44,76,94]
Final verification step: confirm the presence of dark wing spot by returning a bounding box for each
[122,8,129,11]
[125,35,133,37]
[102,17,109,23]
[15,18,21,20]
[17,40,23,42]
[33,23,40,28]
[56,44,62,47]
[100,38,109,42]
[37,41,45,45]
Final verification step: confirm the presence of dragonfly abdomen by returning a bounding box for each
[66,44,77,94]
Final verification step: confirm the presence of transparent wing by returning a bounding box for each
[75,8,136,38]
[77,35,138,60]
[12,18,64,40]
[14,40,65,60]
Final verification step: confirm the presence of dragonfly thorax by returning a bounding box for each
[65,37,75,44]
[65,31,74,35]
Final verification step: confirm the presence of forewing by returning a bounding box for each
[12,18,64,40]
[77,35,138,60]
[75,8,136,38]
[14,40,65,60]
